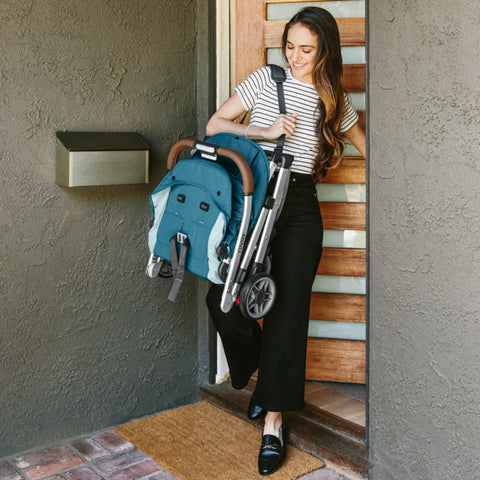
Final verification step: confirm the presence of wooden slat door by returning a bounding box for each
[233,0,366,383]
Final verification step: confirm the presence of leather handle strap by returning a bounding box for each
[166,139,254,195]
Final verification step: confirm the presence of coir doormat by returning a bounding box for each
[115,401,324,480]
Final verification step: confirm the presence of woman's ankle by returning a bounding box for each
[263,411,283,437]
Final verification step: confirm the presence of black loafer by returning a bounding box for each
[247,393,266,420]
[258,422,288,476]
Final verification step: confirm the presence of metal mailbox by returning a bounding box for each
[56,132,150,187]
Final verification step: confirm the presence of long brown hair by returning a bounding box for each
[282,7,346,182]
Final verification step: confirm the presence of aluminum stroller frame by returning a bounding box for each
[219,147,293,318]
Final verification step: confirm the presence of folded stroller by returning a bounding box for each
[146,65,292,320]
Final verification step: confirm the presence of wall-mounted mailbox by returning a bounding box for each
[56,132,150,187]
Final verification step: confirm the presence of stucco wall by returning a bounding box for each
[0,0,202,458]
[369,1,480,478]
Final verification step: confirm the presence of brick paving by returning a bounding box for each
[0,431,180,480]
[298,468,354,480]
[0,429,354,480]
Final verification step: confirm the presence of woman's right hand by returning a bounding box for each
[206,93,299,142]
[264,113,298,141]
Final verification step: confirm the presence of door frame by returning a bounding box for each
[213,0,234,383]
[211,3,370,453]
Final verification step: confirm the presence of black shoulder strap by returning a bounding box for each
[268,64,287,153]
[240,65,287,124]
[269,64,287,82]
[268,64,287,115]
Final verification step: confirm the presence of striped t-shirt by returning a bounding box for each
[234,66,358,175]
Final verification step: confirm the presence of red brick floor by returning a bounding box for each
[0,431,180,480]
[0,429,353,480]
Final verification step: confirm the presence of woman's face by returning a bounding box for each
[285,23,318,84]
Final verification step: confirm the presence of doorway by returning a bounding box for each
[209,0,369,475]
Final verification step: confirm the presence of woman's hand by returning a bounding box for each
[264,113,298,141]
[206,92,299,142]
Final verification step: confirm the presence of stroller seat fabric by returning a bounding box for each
[148,157,233,285]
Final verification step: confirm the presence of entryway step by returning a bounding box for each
[199,381,372,478]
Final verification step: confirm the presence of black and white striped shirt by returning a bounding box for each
[234,66,358,175]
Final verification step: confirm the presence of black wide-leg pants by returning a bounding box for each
[206,173,323,412]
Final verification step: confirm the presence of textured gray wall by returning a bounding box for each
[369,1,480,478]
[0,0,202,458]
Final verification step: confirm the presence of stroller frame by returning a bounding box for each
[220,148,293,318]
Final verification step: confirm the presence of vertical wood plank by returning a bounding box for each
[235,0,266,86]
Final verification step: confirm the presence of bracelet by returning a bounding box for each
[245,124,251,139]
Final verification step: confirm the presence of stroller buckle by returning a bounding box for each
[176,232,189,245]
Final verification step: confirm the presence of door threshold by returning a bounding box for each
[199,379,372,478]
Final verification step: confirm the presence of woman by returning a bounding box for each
[206,7,366,476]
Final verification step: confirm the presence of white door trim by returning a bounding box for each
[214,0,233,384]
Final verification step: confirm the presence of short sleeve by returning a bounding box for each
[340,92,359,132]
[234,67,272,111]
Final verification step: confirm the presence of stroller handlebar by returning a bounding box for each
[167,139,254,195]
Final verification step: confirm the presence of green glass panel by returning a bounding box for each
[344,143,362,156]
[342,46,366,64]
[349,92,365,110]
[267,47,365,65]
[308,320,366,341]
[266,48,286,66]
[322,230,366,248]
[267,2,365,21]
[312,275,366,294]
[316,184,366,202]
[267,49,284,66]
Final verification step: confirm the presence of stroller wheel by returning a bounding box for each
[157,260,173,278]
[238,274,276,320]
[218,260,229,283]
[146,255,173,278]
